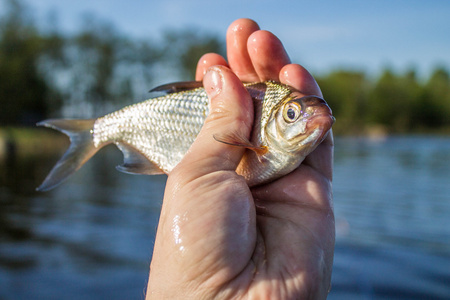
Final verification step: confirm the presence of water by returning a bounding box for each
[330,136,450,299]
[0,136,449,299]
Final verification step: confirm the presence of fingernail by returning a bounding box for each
[203,67,223,99]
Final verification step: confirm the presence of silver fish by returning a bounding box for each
[37,81,334,191]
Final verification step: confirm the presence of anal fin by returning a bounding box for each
[116,143,164,175]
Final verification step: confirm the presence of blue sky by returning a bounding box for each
[15,0,450,78]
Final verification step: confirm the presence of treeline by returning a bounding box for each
[318,68,450,134]
[1,0,449,134]
[0,0,224,125]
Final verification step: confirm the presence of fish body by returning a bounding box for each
[37,81,334,191]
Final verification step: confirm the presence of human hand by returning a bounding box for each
[146,19,334,299]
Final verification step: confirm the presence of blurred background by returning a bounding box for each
[0,0,449,299]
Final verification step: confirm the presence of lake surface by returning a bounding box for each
[0,136,449,299]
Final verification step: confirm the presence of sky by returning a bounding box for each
[8,0,450,79]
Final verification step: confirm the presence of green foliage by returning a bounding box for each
[417,67,450,128]
[317,71,369,134]
[0,0,50,125]
[367,69,421,132]
[316,67,450,134]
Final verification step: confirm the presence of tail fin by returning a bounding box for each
[36,119,99,191]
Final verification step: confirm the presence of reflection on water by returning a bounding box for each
[333,136,450,254]
[330,136,450,299]
[1,136,449,299]
[0,146,165,299]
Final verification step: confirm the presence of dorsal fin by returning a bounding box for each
[149,81,203,94]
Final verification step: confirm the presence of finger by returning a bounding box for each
[279,64,323,97]
[247,30,290,81]
[226,18,260,82]
[279,64,333,180]
[175,66,254,183]
[195,53,228,81]
[303,130,334,181]
[251,164,333,212]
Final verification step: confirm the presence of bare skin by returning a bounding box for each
[146,19,335,299]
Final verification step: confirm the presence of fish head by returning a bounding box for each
[265,92,335,154]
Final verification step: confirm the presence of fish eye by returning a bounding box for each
[283,102,301,123]
[287,108,296,119]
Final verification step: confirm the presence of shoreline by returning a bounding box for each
[0,127,68,163]
[1,126,449,163]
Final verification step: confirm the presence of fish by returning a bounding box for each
[37,81,334,191]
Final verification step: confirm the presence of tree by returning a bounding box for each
[0,0,52,125]
[368,68,420,132]
[415,67,450,128]
[40,15,161,118]
[317,70,369,134]
[160,29,225,79]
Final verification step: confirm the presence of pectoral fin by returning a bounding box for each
[213,132,268,156]
[116,143,165,175]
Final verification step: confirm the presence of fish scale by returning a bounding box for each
[36,81,334,191]
[94,88,207,165]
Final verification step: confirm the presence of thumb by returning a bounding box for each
[175,66,254,181]
[149,66,256,294]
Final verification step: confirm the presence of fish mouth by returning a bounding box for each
[308,113,335,125]
[305,107,335,143]
[299,96,334,126]
[292,95,334,145]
